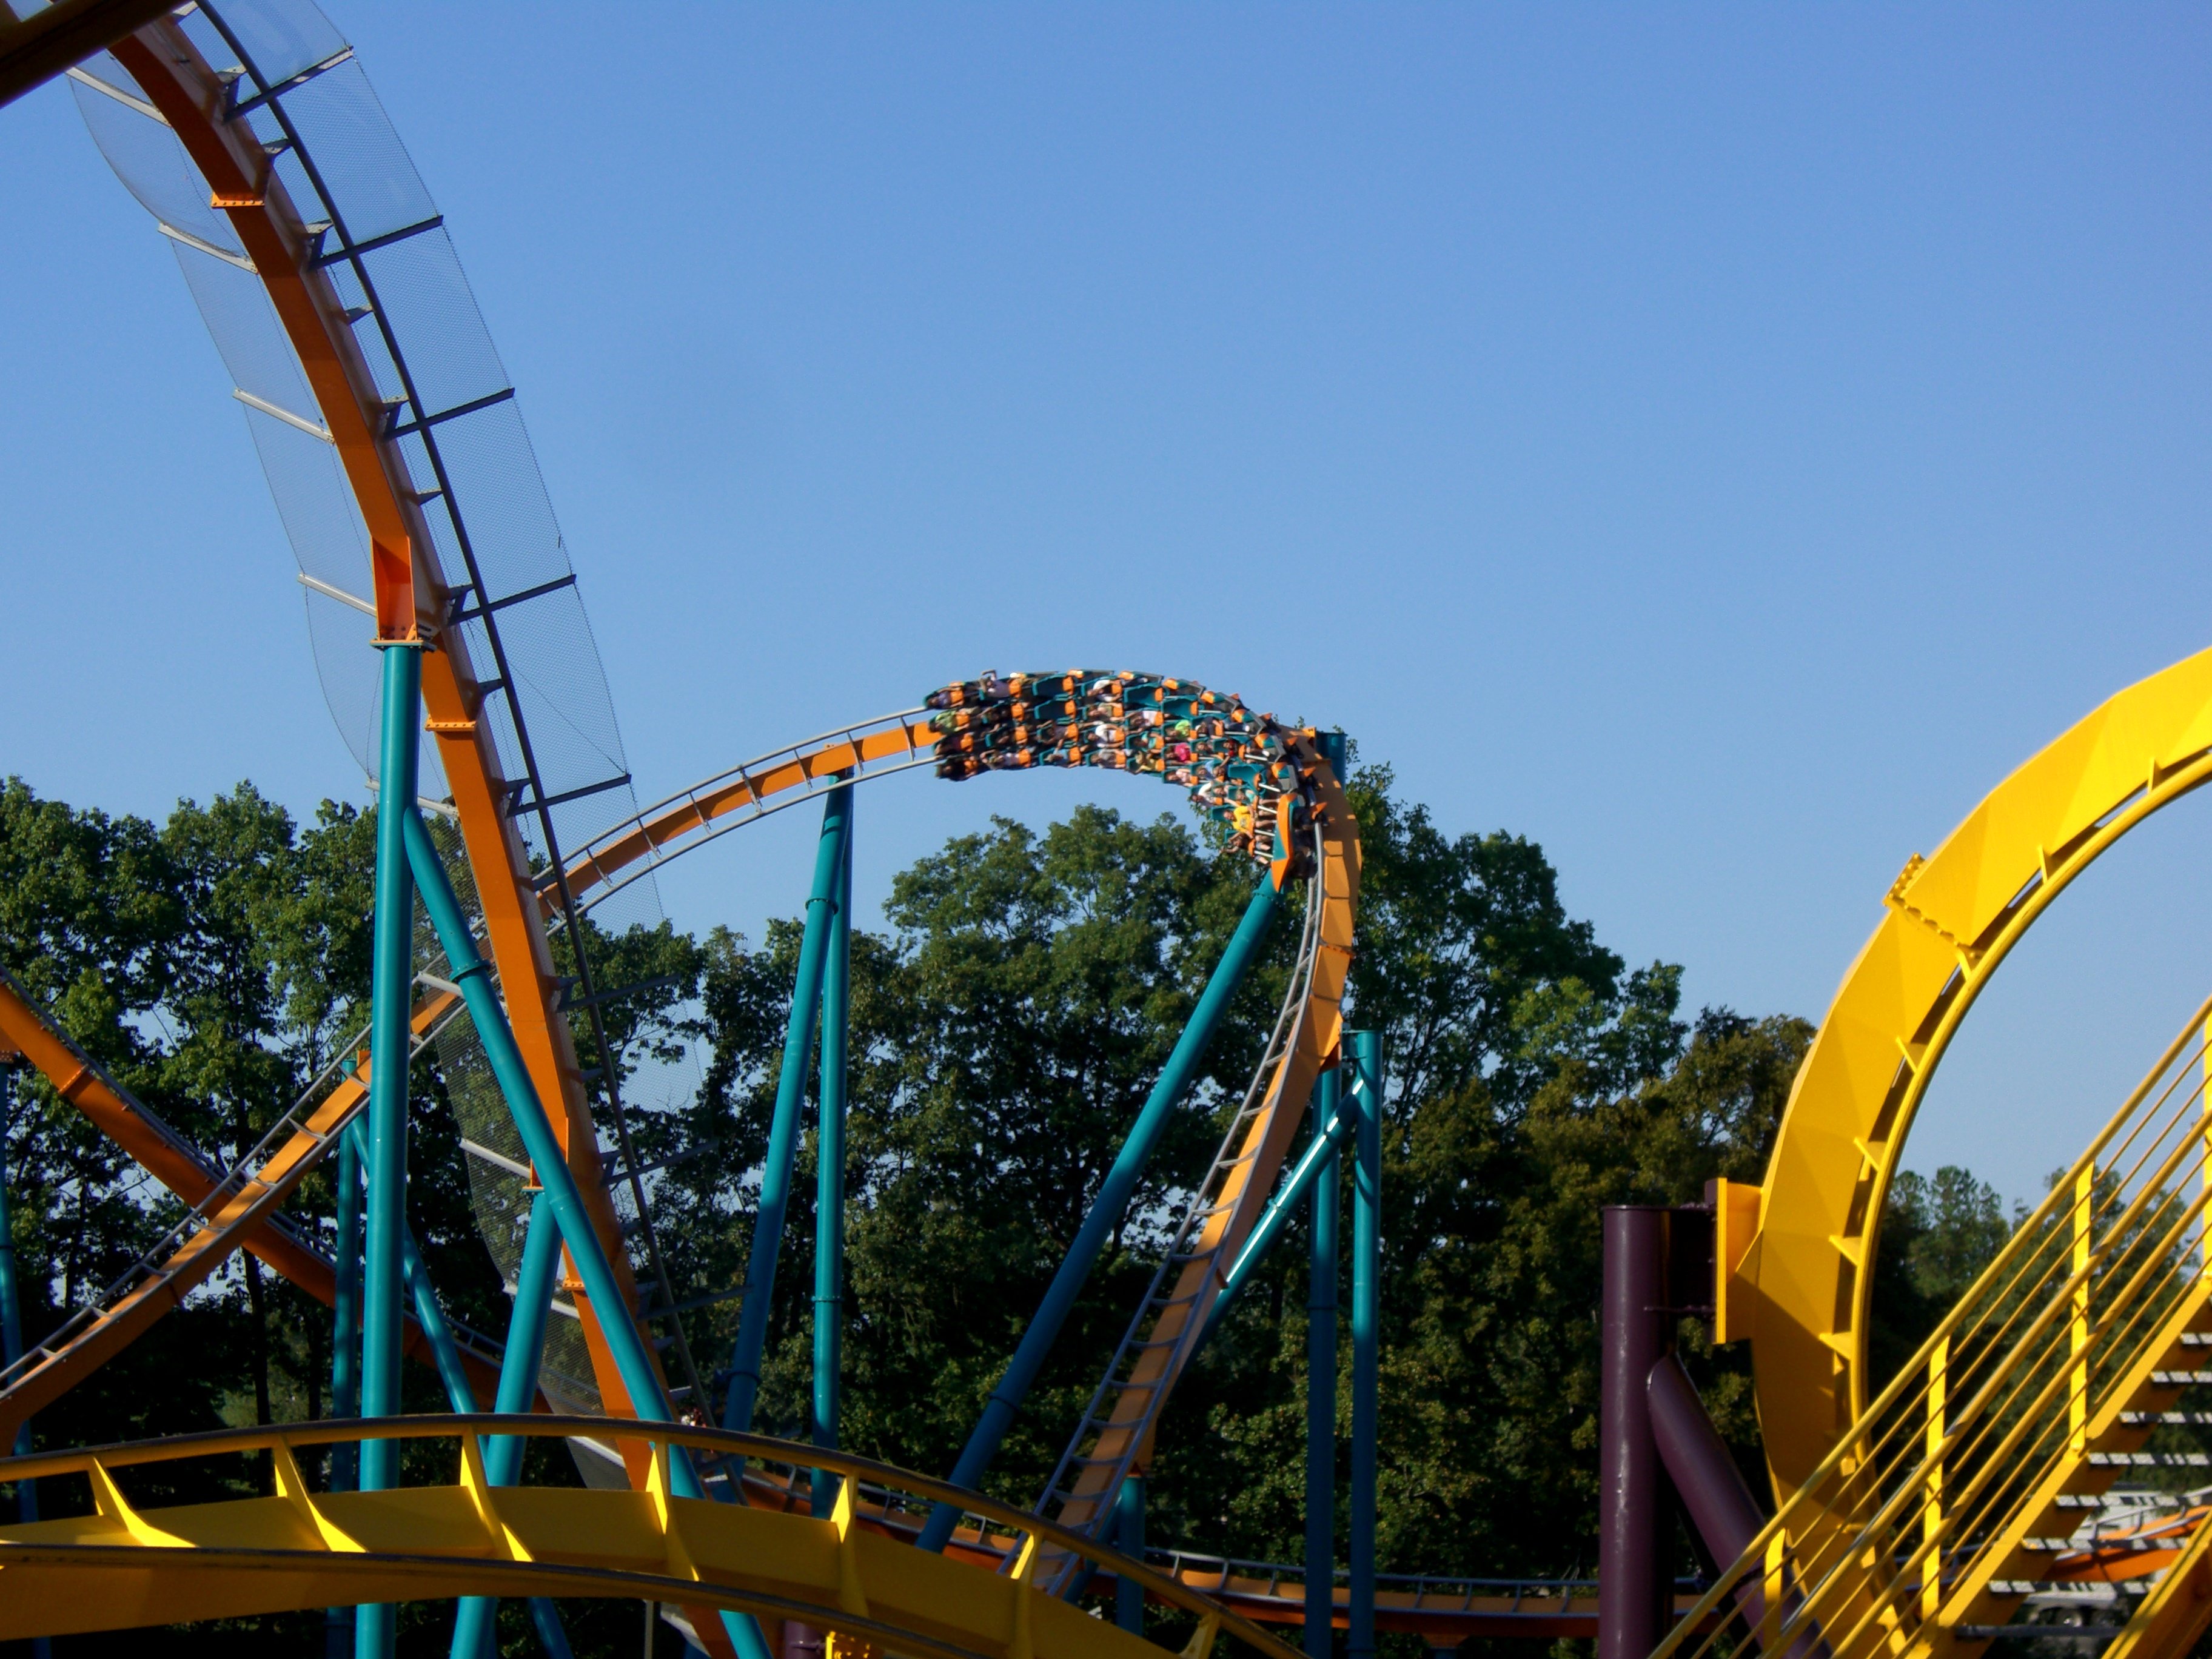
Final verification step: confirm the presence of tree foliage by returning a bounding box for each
[0,768,2017,1656]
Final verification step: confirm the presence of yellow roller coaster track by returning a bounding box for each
[0,1416,1305,1659]
[1731,643,2212,1500]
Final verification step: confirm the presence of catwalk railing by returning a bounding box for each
[1654,991,2212,1659]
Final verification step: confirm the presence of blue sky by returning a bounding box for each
[5,4,2212,1202]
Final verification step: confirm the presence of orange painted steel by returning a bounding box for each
[106,16,651,1427]
[552,715,937,915]
[550,719,1361,1547]
[1051,737,1359,1543]
[0,973,495,1406]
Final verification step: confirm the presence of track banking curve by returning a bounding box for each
[549,674,1362,1561]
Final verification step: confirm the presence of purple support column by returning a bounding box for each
[1599,1207,1672,1659]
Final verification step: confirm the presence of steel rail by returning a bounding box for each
[102,8,664,1443]
[0,1414,1305,1659]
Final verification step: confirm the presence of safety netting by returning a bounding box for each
[69,0,709,1416]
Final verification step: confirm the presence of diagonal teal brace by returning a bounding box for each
[723,782,853,1437]
[403,808,769,1659]
[917,868,1281,1552]
[1192,1072,1356,1357]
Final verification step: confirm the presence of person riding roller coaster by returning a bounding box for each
[924,670,1335,868]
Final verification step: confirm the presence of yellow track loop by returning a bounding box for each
[1742,644,2212,1498]
[0,1417,1302,1659]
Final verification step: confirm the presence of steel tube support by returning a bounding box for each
[1198,1087,1353,1357]
[812,796,854,1517]
[1346,1033,1381,1659]
[1598,1207,1672,1659]
[453,1190,566,1659]
[917,871,1282,1552]
[404,810,760,1659]
[358,641,421,1659]
[725,783,853,1436]
[1305,1067,1342,1659]
[327,1127,360,1659]
[1116,1475,1146,1632]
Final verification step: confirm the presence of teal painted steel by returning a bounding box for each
[918,871,1282,1553]
[1195,1082,1353,1356]
[724,783,853,1436]
[1346,1031,1382,1659]
[327,1125,360,1658]
[1116,1476,1146,1633]
[813,789,854,1516]
[404,810,767,1659]
[489,1191,563,1482]
[1305,1069,1341,1659]
[454,1190,567,1659]
[360,642,421,1659]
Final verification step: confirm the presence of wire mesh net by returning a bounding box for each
[72,0,716,1421]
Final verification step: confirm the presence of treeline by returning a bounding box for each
[0,772,2013,1654]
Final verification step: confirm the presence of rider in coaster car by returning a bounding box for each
[936,755,984,781]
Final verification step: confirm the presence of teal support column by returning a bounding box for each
[1115,1476,1145,1632]
[1304,1070,1341,1659]
[488,1191,563,1484]
[358,640,421,1659]
[453,1191,567,1659]
[0,1062,51,1659]
[917,871,1281,1552]
[725,784,852,1436]
[327,1127,360,1659]
[404,809,765,1659]
[1346,1032,1382,1659]
[811,793,853,1517]
[401,1224,478,1415]
[1195,1085,1353,1356]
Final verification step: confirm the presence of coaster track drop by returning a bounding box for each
[13,5,2212,1659]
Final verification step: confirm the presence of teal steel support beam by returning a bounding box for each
[358,640,421,1659]
[1116,1476,1145,1633]
[327,1125,360,1659]
[1195,1080,1354,1358]
[725,783,852,1436]
[403,809,762,1659]
[917,870,1281,1552]
[1346,1031,1382,1659]
[454,1191,569,1658]
[488,1191,562,1484]
[1305,1067,1342,1659]
[812,791,854,1516]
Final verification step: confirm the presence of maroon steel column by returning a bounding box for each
[1600,1207,1672,1659]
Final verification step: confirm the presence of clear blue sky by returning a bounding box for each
[5,4,2212,1204]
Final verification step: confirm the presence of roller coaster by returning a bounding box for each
[4,4,2212,1659]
